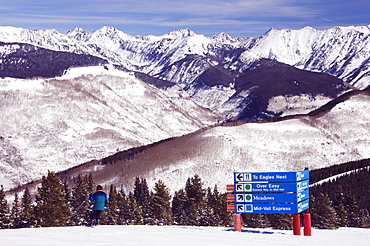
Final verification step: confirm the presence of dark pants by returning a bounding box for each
[91,210,103,220]
[90,210,103,226]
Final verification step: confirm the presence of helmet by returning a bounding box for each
[96,185,103,190]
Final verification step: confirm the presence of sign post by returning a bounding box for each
[304,212,312,236]
[234,213,242,232]
[293,214,301,235]
[227,170,310,236]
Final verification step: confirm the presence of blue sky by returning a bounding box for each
[1,0,369,37]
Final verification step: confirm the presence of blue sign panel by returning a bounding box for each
[230,170,310,214]
[235,199,309,214]
[234,170,309,183]
[234,180,309,193]
[235,189,309,203]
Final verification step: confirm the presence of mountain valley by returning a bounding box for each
[0,66,220,190]
[53,88,370,194]
[0,25,369,193]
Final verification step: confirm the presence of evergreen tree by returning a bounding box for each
[203,187,219,226]
[0,185,10,229]
[125,192,143,225]
[202,185,233,227]
[198,200,212,226]
[63,180,73,226]
[106,184,119,225]
[19,187,34,228]
[266,214,279,229]
[34,171,71,227]
[218,192,233,227]
[309,193,318,226]
[171,189,189,225]
[207,185,233,227]
[116,189,127,225]
[10,193,22,228]
[64,180,72,205]
[133,177,153,225]
[313,193,338,229]
[358,209,370,228]
[185,175,204,204]
[279,214,292,230]
[151,180,172,225]
[184,175,205,226]
[86,173,94,193]
[200,186,231,226]
[332,185,347,227]
[133,177,140,199]
[267,214,292,230]
[70,174,94,226]
[346,190,359,227]
[242,213,266,228]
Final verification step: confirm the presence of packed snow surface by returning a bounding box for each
[0,225,369,246]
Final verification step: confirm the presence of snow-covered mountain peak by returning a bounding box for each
[89,26,133,40]
[0,26,40,43]
[165,28,196,39]
[183,34,211,55]
[240,26,319,65]
[66,27,88,41]
[300,26,316,31]
[38,28,60,36]
[68,27,85,33]
[82,26,136,61]
[0,26,98,56]
[212,32,236,43]
[96,26,119,33]
[330,25,370,34]
[264,26,316,34]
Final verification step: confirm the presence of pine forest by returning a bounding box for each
[1,158,369,230]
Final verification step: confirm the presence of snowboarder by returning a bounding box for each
[89,185,108,226]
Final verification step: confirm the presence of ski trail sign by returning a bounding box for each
[229,170,310,214]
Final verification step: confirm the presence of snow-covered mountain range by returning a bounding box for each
[2,25,367,120]
[1,25,369,192]
[1,25,369,89]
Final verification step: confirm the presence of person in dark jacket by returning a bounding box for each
[89,185,108,226]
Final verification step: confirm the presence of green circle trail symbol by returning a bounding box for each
[245,184,251,191]
[245,194,252,201]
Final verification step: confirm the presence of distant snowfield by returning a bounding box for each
[56,65,132,80]
[0,225,369,246]
[267,94,332,117]
[0,78,44,91]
